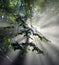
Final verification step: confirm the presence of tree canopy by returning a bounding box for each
[0,0,59,55]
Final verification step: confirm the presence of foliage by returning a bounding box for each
[0,0,52,55]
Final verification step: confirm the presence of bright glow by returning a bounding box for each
[25,6,59,65]
[0,3,59,65]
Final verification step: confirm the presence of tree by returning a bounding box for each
[0,0,51,56]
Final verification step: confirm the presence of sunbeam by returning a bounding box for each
[0,1,59,65]
[24,3,59,65]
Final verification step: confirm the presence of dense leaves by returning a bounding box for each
[0,0,52,55]
[11,42,44,55]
